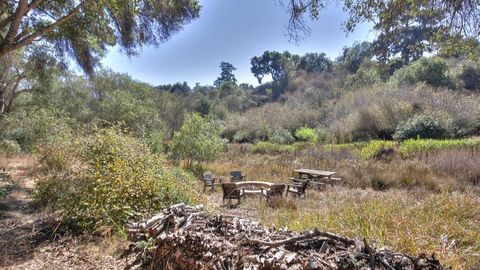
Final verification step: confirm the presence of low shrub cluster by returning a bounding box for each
[360,140,397,160]
[294,127,318,143]
[0,140,21,157]
[35,126,201,232]
[393,114,450,141]
[392,57,452,88]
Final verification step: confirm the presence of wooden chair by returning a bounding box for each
[222,183,245,205]
[261,184,286,201]
[286,180,309,198]
[229,171,245,183]
[202,171,222,192]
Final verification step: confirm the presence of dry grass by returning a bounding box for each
[255,189,480,269]
[205,145,480,269]
[207,145,474,192]
[414,148,480,185]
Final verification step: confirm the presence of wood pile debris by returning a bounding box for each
[123,204,446,270]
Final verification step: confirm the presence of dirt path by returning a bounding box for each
[0,156,128,270]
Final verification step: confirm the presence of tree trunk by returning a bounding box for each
[0,89,5,115]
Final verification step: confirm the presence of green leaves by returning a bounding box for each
[0,0,201,74]
[35,126,201,232]
[170,113,224,168]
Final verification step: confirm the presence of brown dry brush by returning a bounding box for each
[122,204,447,270]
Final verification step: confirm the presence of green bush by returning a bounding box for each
[295,127,317,143]
[270,128,295,145]
[459,65,480,91]
[345,64,382,89]
[392,57,452,88]
[232,130,256,143]
[35,126,201,232]
[393,114,450,141]
[0,140,21,157]
[171,113,225,169]
[315,128,329,144]
[251,142,295,155]
[361,140,397,160]
[0,109,74,152]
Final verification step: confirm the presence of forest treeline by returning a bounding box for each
[1,41,480,157]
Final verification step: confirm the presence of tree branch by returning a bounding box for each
[0,0,91,57]
[5,0,29,45]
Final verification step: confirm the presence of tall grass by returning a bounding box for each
[400,138,480,157]
[256,189,480,269]
[208,141,476,191]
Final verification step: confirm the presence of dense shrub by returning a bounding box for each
[0,109,74,152]
[232,130,256,143]
[344,63,382,89]
[35,127,201,232]
[393,114,450,141]
[295,127,317,143]
[0,140,21,157]
[315,128,329,144]
[171,113,225,169]
[270,128,295,145]
[361,140,397,160]
[459,65,480,91]
[392,57,452,88]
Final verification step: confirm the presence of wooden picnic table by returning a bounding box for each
[293,168,336,179]
[293,169,342,187]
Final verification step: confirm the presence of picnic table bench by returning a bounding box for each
[235,181,274,195]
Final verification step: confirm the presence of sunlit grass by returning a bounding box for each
[256,189,480,269]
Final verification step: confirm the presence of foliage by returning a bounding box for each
[0,109,74,152]
[399,138,480,157]
[393,114,450,141]
[35,126,201,232]
[337,41,374,73]
[170,113,225,169]
[0,49,60,116]
[391,57,452,87]
[283,0,480,62]
[360,140,397,160]
[0,140,21,157]
[250,51,297,83]
[214,62,237,86]
[270,128,295,145]
[0,182,15,199]
[0,0,201,74]
[344,61,382,88]
[294,127,317,143]
[459,64,480,91]
[297,53,332,73]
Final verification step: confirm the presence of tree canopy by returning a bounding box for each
[0,0,201,74]
[281,0,480,60]
[214,61,237,87]
[250,51,297,84]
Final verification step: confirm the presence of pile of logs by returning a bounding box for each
[123,204,446,270]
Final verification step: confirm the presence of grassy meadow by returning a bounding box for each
[205,139,480,269]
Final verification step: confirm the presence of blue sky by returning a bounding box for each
[102,0,374,86]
